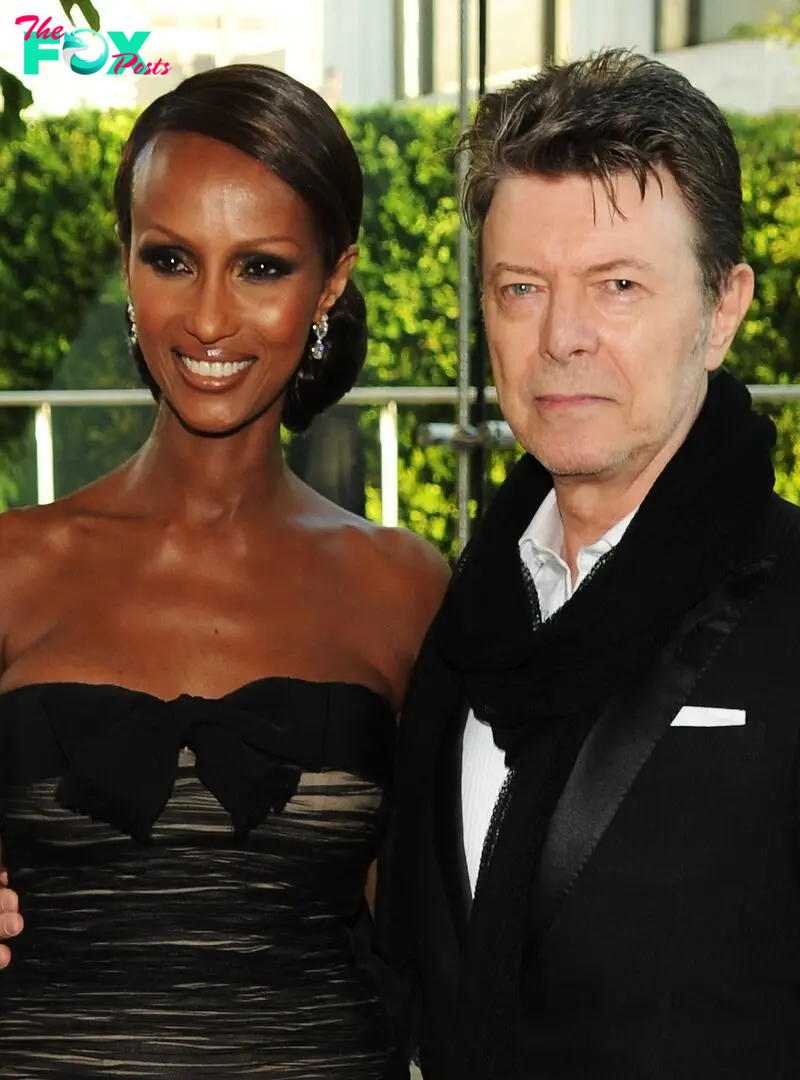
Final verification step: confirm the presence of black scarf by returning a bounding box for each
[431,369,776,1079]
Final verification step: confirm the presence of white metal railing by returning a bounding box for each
[1,384,798,526]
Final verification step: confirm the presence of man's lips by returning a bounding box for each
[535,394,611,407]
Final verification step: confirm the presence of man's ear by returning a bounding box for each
[315,244,358,322]
[704,263,755,372]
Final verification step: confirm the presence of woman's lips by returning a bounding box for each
[172,349,256,390]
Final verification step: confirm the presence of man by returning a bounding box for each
[391,49,800,1079]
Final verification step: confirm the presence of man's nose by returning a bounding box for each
[539,286,598,364]
[182,276,236,344]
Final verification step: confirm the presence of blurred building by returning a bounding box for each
[394,0,800,113]
[129,0,327,107]
[2,0,798,117]
[128,0,397,108]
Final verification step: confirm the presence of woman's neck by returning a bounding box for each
[115,404,293,528]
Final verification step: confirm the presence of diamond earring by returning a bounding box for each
[127,299,138,344]
[310,312,329,361]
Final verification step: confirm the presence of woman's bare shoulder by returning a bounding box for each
[0,470,122,554]
[0,499,88,597]
[335,516,451,639]
[294,482,450,603]
[0,497,87,550]
[291,481,449,630]
[366,522,451,597]
[0,503,63,561]
[0,504,73,647]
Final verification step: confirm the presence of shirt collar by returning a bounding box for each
[518,488,638,570]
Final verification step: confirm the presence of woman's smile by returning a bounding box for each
[173,348,257,392]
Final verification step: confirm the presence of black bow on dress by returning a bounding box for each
[56,693,304,842]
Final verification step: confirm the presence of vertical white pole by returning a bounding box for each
[456,0,472,551]
[35,403,55,505]
[379,401,399,527]
[403,0,421,98]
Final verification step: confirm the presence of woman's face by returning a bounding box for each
[125,131,352,435]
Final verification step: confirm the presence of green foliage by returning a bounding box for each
[347,105,800,546]
[725,112,800,502]
[0,108,136,505]
[0,104,797,547]
[0,71,33,141]
[340,106,467,556]
[62,1,102,33]
[48,271,155,500]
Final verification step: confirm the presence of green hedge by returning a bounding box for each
[726,112,800,503]
[348,106,800,555]
[0,105,797,555]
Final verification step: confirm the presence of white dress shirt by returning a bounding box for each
[460,489,637,895]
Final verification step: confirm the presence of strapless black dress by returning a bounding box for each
[0,678,406,1078]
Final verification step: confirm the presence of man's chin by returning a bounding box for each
[521,440,625,479]
[545,460,611,479]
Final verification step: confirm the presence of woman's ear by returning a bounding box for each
[315,244,358,321]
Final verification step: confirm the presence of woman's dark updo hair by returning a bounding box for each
[115,64,367,434]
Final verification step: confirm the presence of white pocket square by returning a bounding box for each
[671,706,746,728]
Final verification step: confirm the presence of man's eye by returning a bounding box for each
[609,278,636,293]
[505,283,536,297]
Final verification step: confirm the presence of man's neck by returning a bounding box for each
[552,373,711,579]
[554,480,640,581]
[553,443,681,579]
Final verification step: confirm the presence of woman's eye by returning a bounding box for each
[240,256,295,281]
[139,247,189,275]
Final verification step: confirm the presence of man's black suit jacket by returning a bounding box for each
[391,494,800,1079]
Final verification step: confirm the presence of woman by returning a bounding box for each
[0,64,448,1077]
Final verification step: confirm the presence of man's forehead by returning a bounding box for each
[482,168,695,267]
[486,168,677,219]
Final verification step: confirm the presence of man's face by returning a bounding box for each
[481,168,750,482]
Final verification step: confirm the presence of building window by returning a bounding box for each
[395,0,559,100]
[653,0,701,52]
[486,0,557,78]
[434,0,557,94]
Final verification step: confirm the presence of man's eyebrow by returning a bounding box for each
[583,257,657,275]
[488,257,657,280]
[488,262,543,281]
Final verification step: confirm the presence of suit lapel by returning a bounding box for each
[531,554,774,942]
[434,697,473,943]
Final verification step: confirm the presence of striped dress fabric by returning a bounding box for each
[0,678,402,1078]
